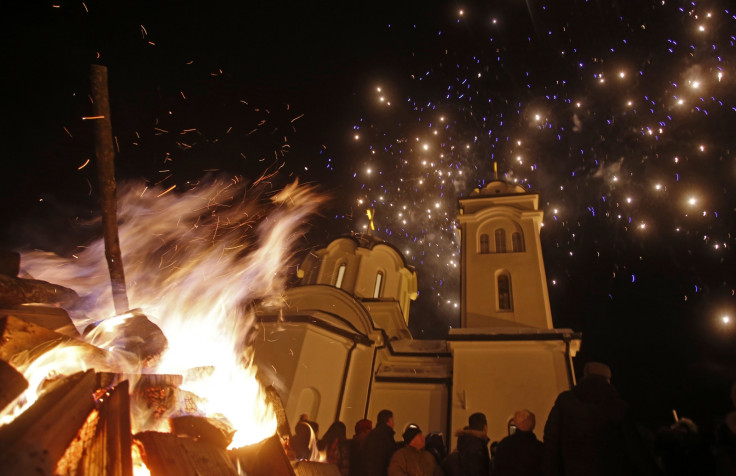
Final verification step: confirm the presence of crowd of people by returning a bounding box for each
[285,362,736,475]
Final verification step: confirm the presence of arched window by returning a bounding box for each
[512,232,525,252]
[495,228,507,253]
[335,263,346,288]
[498,273,512,310]
[373,271,383,298]
[479,234,490,254]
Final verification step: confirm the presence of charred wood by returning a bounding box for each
[265,384,292,438]
[0,358,28,412]
[0,314,71,362]
[56,379,133,476]
[170,415,235,449]
[134,431,238,476]
[0,250,20,277]
[293,461,342,476]
[84,311,167,367]
[231,433,296,476]
[0,369,97,475]
[0,274,80,308]
[0,315,112,370]
[1,305,80,338]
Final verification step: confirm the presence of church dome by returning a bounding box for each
[470,180,526,196]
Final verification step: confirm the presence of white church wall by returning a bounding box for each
[252,321,358,434]
[285,326,354,431]
[251,324,307,398]
[449,340,572,445]
[334,343,379,433]
[366,381,449,440]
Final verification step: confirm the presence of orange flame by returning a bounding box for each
[8,176,327,447]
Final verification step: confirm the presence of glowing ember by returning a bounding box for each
[6,176,326,448]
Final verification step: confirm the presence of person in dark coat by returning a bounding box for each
[292,418,319,461]
[319,421,351,476]
[442,412,491,476]
[425,432,447,467]
[492,409,543,476]
[361,409,398,476]
[655,417,715,476]
[350,418,374,476]
[713,381,736,475]
[542,362,634,476]
[387,424,443,476]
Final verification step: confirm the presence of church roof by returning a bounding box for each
[469,180,527,197]
[329,232,416,273]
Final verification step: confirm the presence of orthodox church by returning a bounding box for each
[251,180,581,445]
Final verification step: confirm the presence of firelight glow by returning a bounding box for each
[9,177,327,448]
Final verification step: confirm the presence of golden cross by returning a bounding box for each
[366,209,376,231]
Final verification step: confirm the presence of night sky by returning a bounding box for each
[2,0,735,432]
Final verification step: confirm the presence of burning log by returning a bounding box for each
[0,359,28,412]
[1,305,80,338]
[0,314,73,362]
[89,63,129,315]
[170,415,235,449]
[56,379,133,476]
[265,384,292,439]
[0,250,20,277]
[293,461,343,476]
[132,373,189,429]
[97,372,198,434]
[0,369,97,475]
[84,310,168,366]
[0,315,110,369]
[231,434,296,476]
[0,274,80,309]
[134,431,238,476]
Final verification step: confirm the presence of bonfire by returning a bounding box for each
[0,177,326,475]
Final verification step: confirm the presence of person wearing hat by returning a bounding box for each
[491,409,543,476]
[442,412,490,476]
[542,361,634,476]
[350,419,373,476]
[387,424,442,476]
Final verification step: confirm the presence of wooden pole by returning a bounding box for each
[89,64,129,314]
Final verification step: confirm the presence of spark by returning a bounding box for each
[156,185,177,197]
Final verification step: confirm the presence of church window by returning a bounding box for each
[335,263,346,288]
[512,232,524,252]
[498,273,512,310]
[373,271,383,298]
[480,234,490,254]
[495,228,507,253]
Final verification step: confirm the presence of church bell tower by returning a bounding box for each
[457,180,553,329]
[448,179,579,443]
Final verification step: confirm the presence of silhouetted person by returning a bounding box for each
[362,409,398,476]
[388,424,443,476]
[319,421,350,475]
[655,417,714,476]
[492,409,543,476]
[443,412,491,476]
[425,432,447,467]
[350,418,373,476]
[543,362,634,476]
[292,416,319,461]
[713,381,736,475]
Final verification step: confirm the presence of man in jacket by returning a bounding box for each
[388,424,443,476]
[543,362,634,476]
[362,409,398,476]
[492,409,543,476]
[443,412,491,476]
